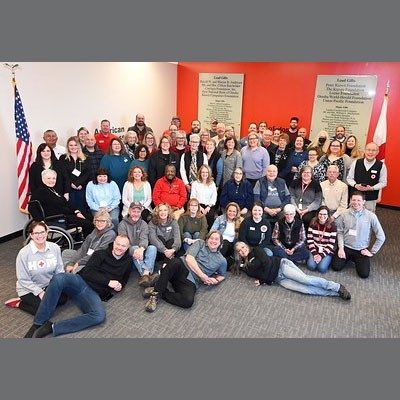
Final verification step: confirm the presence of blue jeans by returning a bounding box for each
[34,273,106,337]
[272,245,310,263]
[263,247,273,257]
[182,231,201,252]
[131,245,157,275]
[307,253,333,273]
[275,258,340,296]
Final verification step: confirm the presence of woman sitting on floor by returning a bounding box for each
[233,241,351,300]
[5,221,68,314]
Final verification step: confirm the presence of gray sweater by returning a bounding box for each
[148,218,181,252]
[118,216,149,253]
[16,241,64,297]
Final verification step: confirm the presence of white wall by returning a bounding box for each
[0,62,177,237]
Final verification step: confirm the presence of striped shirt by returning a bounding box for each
[307,223,337,257]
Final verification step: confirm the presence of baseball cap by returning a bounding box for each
[129,202,143,210]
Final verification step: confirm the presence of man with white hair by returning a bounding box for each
[320,165,348,220]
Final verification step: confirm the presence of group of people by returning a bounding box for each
[6,114,387,338]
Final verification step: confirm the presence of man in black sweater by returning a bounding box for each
[24,235,132,338]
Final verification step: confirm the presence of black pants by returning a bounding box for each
[199,204,217,230]
[156,237,175,261]
[331,246,371,278]
[154,258,197,309]
[66,214,94,238]
[19,291,68,316]
[220,240,235,269]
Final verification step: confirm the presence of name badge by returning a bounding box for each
[371,170,378,173]
[124,158,129,163]
[349,229,357,236]
[249,227,255,231]
[72,168,81,177]
[298,203,303,210]
[166,227,172,231]
[87,248,95,255]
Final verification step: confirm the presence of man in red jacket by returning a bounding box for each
[152,164,187,220]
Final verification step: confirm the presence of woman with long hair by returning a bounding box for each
[122,166,152,222]
[211,202,242,268]
[343,134,364,173]
[5,221,68,314]
[190,164,218,229]
[220,136,243,187]
[85,167,121,229]
[204,139,223,187]
[220,167,253,215]
[130,144,150,172]
[232,241,351,300]
[99,137,131,193]
[144,132,157,157]
[313,139,346,182]
[178,198,208,252]
[148,202,181,263]
[306,206,337,273]
[60,136,90,211]
[29,143,69,198]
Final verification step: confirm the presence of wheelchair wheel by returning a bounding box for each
[23,225,74,250]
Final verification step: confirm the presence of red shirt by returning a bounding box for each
[95,132,118,153]
[152,176,187,209]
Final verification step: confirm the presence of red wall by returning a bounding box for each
[177,62,400,207]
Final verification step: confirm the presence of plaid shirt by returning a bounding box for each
[272,219,306,250]
[83,146,104,180]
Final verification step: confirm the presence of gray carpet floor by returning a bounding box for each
[1,207,399,338]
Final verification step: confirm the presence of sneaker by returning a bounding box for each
[138,274,151,288]
[5,297,21,308]
[32,320,54,338]
[145,292,159,313]
[142,287,155,299]
[148,273,160,286]
[338,284,351,300]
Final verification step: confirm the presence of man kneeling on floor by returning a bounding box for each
[144,231,227,312]
[24,235,132,338]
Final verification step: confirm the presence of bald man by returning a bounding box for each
[347,142,387,213]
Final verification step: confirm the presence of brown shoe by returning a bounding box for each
[138,274,151,287]
[148,273,160,286]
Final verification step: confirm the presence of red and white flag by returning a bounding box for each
[372,92,388,162]
[14,79,33,212]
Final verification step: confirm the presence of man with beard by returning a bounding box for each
[332,125,347,144]
[186,119,201,141]
[128,113,153,143]
[287,116,299,144]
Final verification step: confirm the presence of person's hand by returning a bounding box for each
[314,254,322,263]
[133,248,144,261]
[64,193,70,201]
[108,280,122,291]
[201,274,214,285]
[76,211,85,219]
[185,184,191,192]
[361,249,373,257]
[71,183,78,190]
[291,166,298,172]
[264,207,274,216]
[241,208,248,215]
[38,291,45,300]
[203,206,210,215]
[285,248,294,256]
[338,248,346,259]
[164,248,175,259]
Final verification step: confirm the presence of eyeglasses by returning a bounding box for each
[31,231,47,236]
[95,219,107,223]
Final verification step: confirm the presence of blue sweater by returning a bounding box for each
[220,179,254,210]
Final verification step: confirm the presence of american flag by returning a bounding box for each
[14,80,33,212]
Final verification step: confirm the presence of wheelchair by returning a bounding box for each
[22,199,83,250]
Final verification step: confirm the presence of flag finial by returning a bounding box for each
[3,63,20,82]
[385,80,390,95]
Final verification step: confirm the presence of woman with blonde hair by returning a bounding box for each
[190,164,218,229]
[211,202,242,269]
[122,166,152,221]
[178,198,208,252]
[343,134,364,173]
[60,136,90,211]
[307,130,331,158]
[149,202,181,263]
